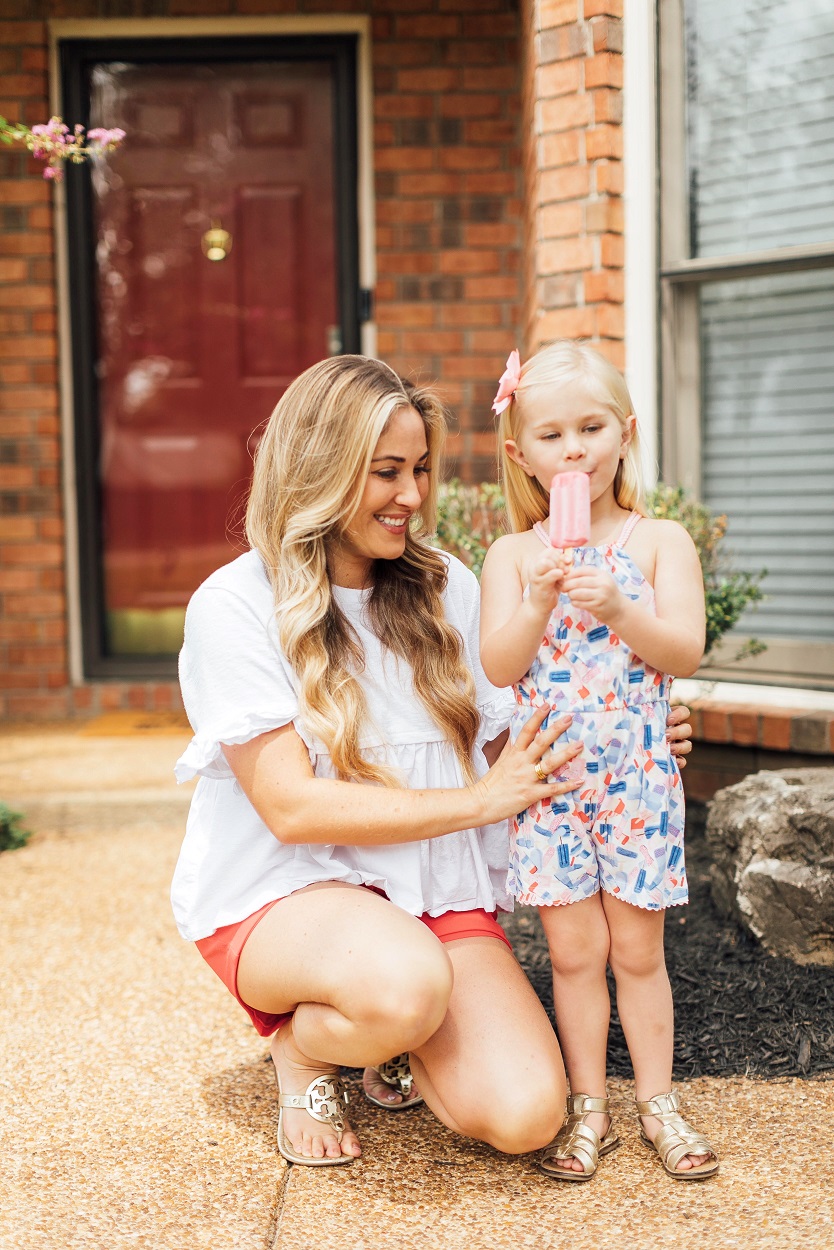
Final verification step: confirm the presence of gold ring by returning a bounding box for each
[534,760,548,783]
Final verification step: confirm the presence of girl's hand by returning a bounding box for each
[472,703,583,825]
[527,548,567,616]
[561,564,624,623]
[665,704,693,768]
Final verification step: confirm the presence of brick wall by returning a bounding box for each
[521,0,624,368]
[0,1,523,719]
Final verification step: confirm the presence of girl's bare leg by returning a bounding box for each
[602,893,709,1171]
[237,882,453,1159]
[536,894,613,1172]
[408,936,567,1155]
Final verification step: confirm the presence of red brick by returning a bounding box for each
[585,123,622,160]
[464,119,517,144]
[439,94,502,118]
[595,302,624,338]
[441,302,504,327]
[379,303,437,329]
[593,87,623,125]
[463,222,518,247]
[398,68,460,93]
[584,268,624,302]
[585,196,623,233]
[540,164,591,202]
[375,147,435,172]
[461,66,519,92]
[398,172,466,196]
[729,711,760,747]
[590,15,623,52]
[439,148,502,172]
[584,51,623,89]
[463,171,517,194]
[0,541,62,567]
[536,58,583,100]
[538,92,592,134]
[461,13,516,37]
[0,232,52,255]
[0,567,38,591]
[397,15,461,39]
[594,158,623,194]
[540,0,581,27]
[463,275,520,300]
[584,0,622,14]
[0,285,53,308]
[601,232,624,267]
[0,516,37,541]
[535,306,596,340]
[699,707,731,743]
[377,251,437,275]
[439,249,502,275]
[540,201,583,238]
[375,93,434,119]
[7,693,70,718]
[539,236,595,274]
[539,129,582,168]
[0,22,46,43]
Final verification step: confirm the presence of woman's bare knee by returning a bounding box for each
[353,945,453,1049]
[463,1085,565,1155]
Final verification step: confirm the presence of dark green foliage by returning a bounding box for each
[0,802,32,852]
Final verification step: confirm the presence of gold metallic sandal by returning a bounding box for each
[538,1094,620,1182]
[636,1091,719,1180]
[364,1053,424,1110]
[275,1070,353,1166]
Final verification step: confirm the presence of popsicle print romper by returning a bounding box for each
[508,511,687,911]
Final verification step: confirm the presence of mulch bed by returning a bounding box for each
[502,801,834,1081]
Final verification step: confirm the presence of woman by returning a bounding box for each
[172,355,692,1166]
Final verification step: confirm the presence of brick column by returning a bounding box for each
[520,0,624,368]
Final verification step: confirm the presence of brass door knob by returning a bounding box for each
[201,223,232,261]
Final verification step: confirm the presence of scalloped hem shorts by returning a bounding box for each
[196,891,512,1037]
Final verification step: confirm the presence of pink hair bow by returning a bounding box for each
[492,349,521,415]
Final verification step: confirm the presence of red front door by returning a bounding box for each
[89,56,343,657]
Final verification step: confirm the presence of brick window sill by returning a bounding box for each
[672,679,834,756]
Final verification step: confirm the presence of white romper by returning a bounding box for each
[171,549,516,942]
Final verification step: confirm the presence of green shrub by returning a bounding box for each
[0,802,32,853]
[435,478,766,662]
[646,484,766,661]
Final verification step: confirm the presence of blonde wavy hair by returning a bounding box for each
[498,340,646,533]
[246,355,480,786]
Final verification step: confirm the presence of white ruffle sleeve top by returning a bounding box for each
[171,548,516,941]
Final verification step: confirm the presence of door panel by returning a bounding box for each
[84,54,345,659]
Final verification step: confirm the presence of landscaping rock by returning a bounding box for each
[706,769,834,966]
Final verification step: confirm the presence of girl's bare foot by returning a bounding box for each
[271,1027,361,1159]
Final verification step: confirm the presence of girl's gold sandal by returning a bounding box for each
[636,1091,719,1180]
[538,1093,621,1182]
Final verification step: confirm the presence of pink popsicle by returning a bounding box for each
[549,471,591,548]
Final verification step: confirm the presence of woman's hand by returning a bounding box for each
[666,703,693,768]
[472,703,582,825]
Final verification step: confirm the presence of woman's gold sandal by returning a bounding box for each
[364,1053,424,1110]
[275,1070,353,1166]
[538,1094,620,1182]
[636,1091,719,1180]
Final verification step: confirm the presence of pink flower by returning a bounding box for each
[42,164,59,181]
[87,127,126,149]
[491,349,522,415]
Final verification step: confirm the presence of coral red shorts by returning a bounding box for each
[196,893,512,1038]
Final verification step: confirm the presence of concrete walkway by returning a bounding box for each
[1,718,832,1250]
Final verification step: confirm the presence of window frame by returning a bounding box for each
[658,0,834,688]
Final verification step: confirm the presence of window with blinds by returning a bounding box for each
[686,0,834,257]
[660,0,834,681]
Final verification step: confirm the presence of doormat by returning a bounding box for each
[77,711,191,736]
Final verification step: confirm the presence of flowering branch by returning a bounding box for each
[0,115,125,182]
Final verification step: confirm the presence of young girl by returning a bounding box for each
[480,341,719,1182]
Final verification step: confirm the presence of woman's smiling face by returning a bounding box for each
[327,404,430,588]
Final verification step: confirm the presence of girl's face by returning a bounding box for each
[328,404,431,588]
[505,375,634,506]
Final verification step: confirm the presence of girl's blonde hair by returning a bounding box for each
[246,355,480,785]
[498,340,646,533]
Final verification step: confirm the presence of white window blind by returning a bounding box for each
[686,0,834,257]
[700,269,834,641]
